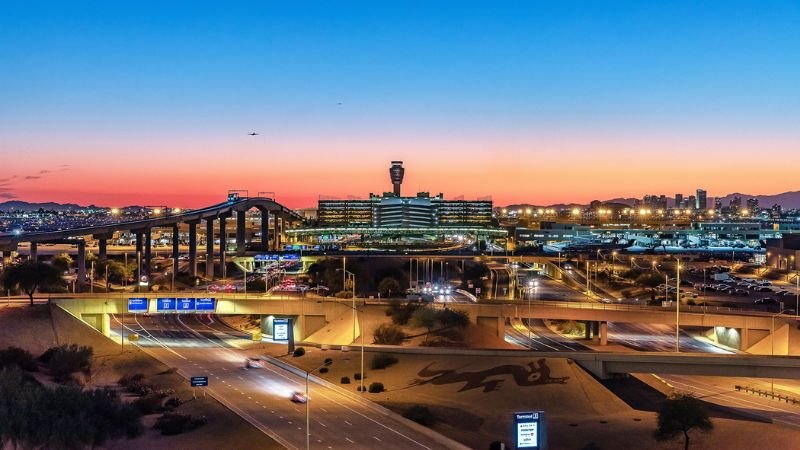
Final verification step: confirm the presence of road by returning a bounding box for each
[504,318,588,352]
[607,322,731,353]
[655,374,800,428]
[111,313,450,450]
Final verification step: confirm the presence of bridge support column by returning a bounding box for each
[29,243,38,262]
[172,224,180,280]
[77,241,87,292]
[144,229,152,277]
[260,209,269,251]
[135,231,143,258]
[98,239,107,262]
[236,210,246,256]
[276,216,283,250]
[599,321,608,346]
[584,321,592,340]
[271,212,278,251]
[592,321,600,343]
[188,222,197,277]
[219,216,227,278]
[205,219,214,279]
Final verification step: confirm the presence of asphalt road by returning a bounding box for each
[504,318,588,352]
[111,313,447,450]
[606,322,731,354]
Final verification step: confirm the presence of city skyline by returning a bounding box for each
[3,1,800,208]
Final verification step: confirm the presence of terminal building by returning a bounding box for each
[294,162,502,249]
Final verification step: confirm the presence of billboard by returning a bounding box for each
[273,318,290,341]
[195,298,216,312]
[514,411,545,449]
[127,297,149,313]
[156,298,177,312]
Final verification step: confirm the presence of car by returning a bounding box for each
[290,391,308,403]
[756,286,773,293]
[777,291,794,297]
[734,289,749,296]
[244,358,263,369]
[755,298,777,305]
[758,281,773,286]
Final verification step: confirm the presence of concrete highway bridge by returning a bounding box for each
[0,196,304,285]
[53,295,800,376]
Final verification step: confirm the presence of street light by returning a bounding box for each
[306,359,333,450]
[527,280,538,345]
[675,258,682,353]
[336,268,356,343]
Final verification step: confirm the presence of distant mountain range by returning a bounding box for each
[0,201,95,212]
[504,191,800,210]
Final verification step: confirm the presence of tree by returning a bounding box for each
[2,262,65,305]
[378,277,401,298]
[51,253,73,273]
[373,324,406,345]
[654,394,713,450]
[412,307,438,342]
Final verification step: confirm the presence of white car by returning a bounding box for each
[291,391,308,403]
[245,358,263,369]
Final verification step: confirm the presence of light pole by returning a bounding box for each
[675,258,681,353]
[306,359,333,450]
[611,251,618,277]
[337,269,356,343]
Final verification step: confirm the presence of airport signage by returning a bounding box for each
[273,318,290,341]
[255,254,280,261]
[156,298,177,311]
[127,297,149,313]
[514,411,545,449]
[190,376,208,387]
[176,298,196,312]
[195,298,216,311]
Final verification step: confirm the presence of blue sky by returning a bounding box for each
[1,1,799,206]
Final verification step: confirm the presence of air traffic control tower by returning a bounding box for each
[389,161,405,196]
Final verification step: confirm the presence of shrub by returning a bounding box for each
[0,346,38,371]
[324,358,333,365]
[387,300,418,325]
[373,324,406,345]
[319,367,329,374]
[340,376,351,384]
[368,382,384,393]
[163,397,183,411]
[133,393,163,415]
[293,347,306,357]
[354,372,363,380]
[403,405,436,426]
[41,344,93,381]
[118,373,145,386]
[371,353,398,370]
[153,412,208,435]
[436,309,470,329]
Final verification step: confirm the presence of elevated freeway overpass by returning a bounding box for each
[0,196,304,286]
[49,294,800,381]
[52,294,798,355]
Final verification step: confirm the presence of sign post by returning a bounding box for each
[273,318,294,354]
[514,411,546,450]
[190,376,208,399]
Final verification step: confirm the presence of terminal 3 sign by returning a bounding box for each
[127,297,216,313]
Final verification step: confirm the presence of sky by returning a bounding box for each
[1,1,799,208]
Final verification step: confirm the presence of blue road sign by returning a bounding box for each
[273,318,290,341]
[190,376,208,387]
[127,297,149,313]
[156,298,177,311]
[195,298,216,312]
[515,411,545,449]
[177,298,196,312]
